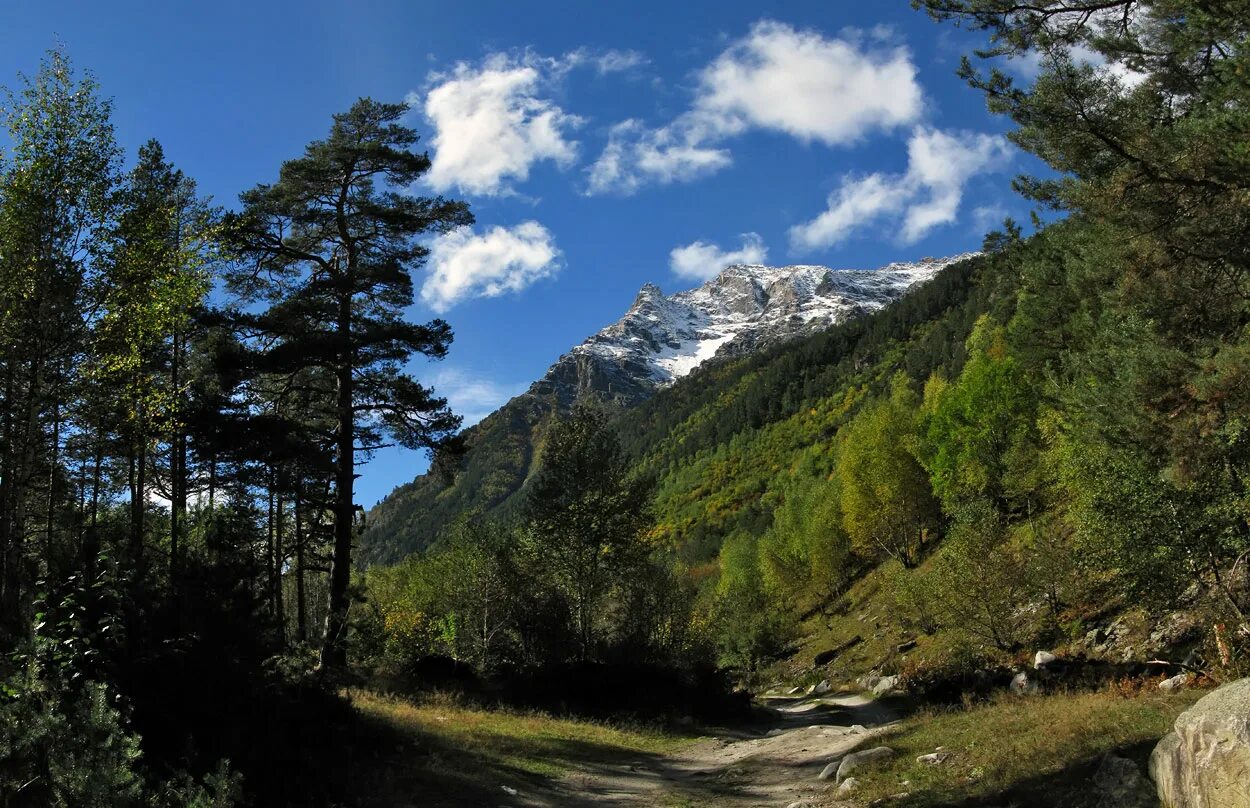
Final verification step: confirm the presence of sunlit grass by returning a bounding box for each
[349,689,694,806]
[851,688,1203,806]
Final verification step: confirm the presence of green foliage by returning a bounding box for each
[521,403,654,660]
[758,470,851,606]
[838,375,939,568]
[921,317,1036,512]
[712,533,795,676]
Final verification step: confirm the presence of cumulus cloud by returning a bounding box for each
[669,233,768,282]
[790,127,1012,252]
[587,119,731,195]
[429,367,527,426]
[421,221,561,312]
[698,20,921,146]
[587,20,923,194]
[420,54,582,196]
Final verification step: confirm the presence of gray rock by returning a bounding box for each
[1150,676,1250,808]
[872,675,901,696]
[917,750,950,765]
[818,760,840,780]
[897,639,917,653]
[1158,672,1192,692]
[786,686,803,695]
[1010,671,1039,695]
[1034,650,1057,668]
[837,776,859,794]
[812,678,831,695]
[857,674,882,691]
[836,746,895,782]
[1092,754,1154,808]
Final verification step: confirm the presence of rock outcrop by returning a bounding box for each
[1150,677,1250,808]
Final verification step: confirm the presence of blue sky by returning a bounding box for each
[4,1,1035,506]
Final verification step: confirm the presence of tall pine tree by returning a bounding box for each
[226,99,471,669]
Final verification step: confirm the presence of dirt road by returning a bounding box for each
[548,693,901,807]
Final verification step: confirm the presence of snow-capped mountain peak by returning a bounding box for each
[530,253,976,406]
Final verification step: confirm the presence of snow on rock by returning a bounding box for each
[540,254,974,403]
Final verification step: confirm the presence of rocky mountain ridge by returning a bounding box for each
[530,253,977,407]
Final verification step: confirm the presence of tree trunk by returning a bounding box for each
[320,291,355,670]
[267,468,276,618]
[275,487,285,645]
[170,327,186,580]
[295,486,307,643]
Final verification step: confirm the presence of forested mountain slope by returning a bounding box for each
[361,255,973,564]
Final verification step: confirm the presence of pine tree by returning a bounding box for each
[225,99,472,669]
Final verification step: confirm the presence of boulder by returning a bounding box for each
[917,749,950,765]
[1092,754,1154,808]
[813,679,831,695]
[1010,671,1039,695]
[836,746,895,783]
[1034,650,1057,668]
[1150,676,1250,808]
[873,675,901,696]
[818,760,840,781]
[1158,672,1192,692]
[858,675,882,691]
[837,776,859,795]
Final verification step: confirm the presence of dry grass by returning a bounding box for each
[348,689,693,807]
[848,687,1204,806]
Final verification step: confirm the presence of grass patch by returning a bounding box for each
[850,688,1204,806]
[349,689,694,806]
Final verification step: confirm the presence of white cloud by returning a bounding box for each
[588,119,731,195]
[790,127,1012,252]
[1005,43,1147,89]
[421,221,561,312]
[420,54,582,196]
[697,20,921,146]
[562,47,649,75]
[430,367,527,426]
[670,233,768,281]
[587,20,923,194]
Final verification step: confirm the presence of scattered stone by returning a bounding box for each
[917,750,950,765]
[813,679,832,695]
[836,746,896,782]
[857,674,882,691]
[785,801,814,808]
[1150,676,1250,808]
[897,639,917,653]
[1092,754,1154,808]
[501,785,519,796]
[1010,671,1039,695]
[1158,672,1192,692]
[1034,650,1057,668]
[872,675,901,696]
[837,777,859,795]
[818,760,840,781]
[786,686,803,695]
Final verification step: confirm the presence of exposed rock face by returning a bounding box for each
[1150,677,1250,808]
[532,254,975,408]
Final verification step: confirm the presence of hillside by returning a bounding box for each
[361,254,974,564]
